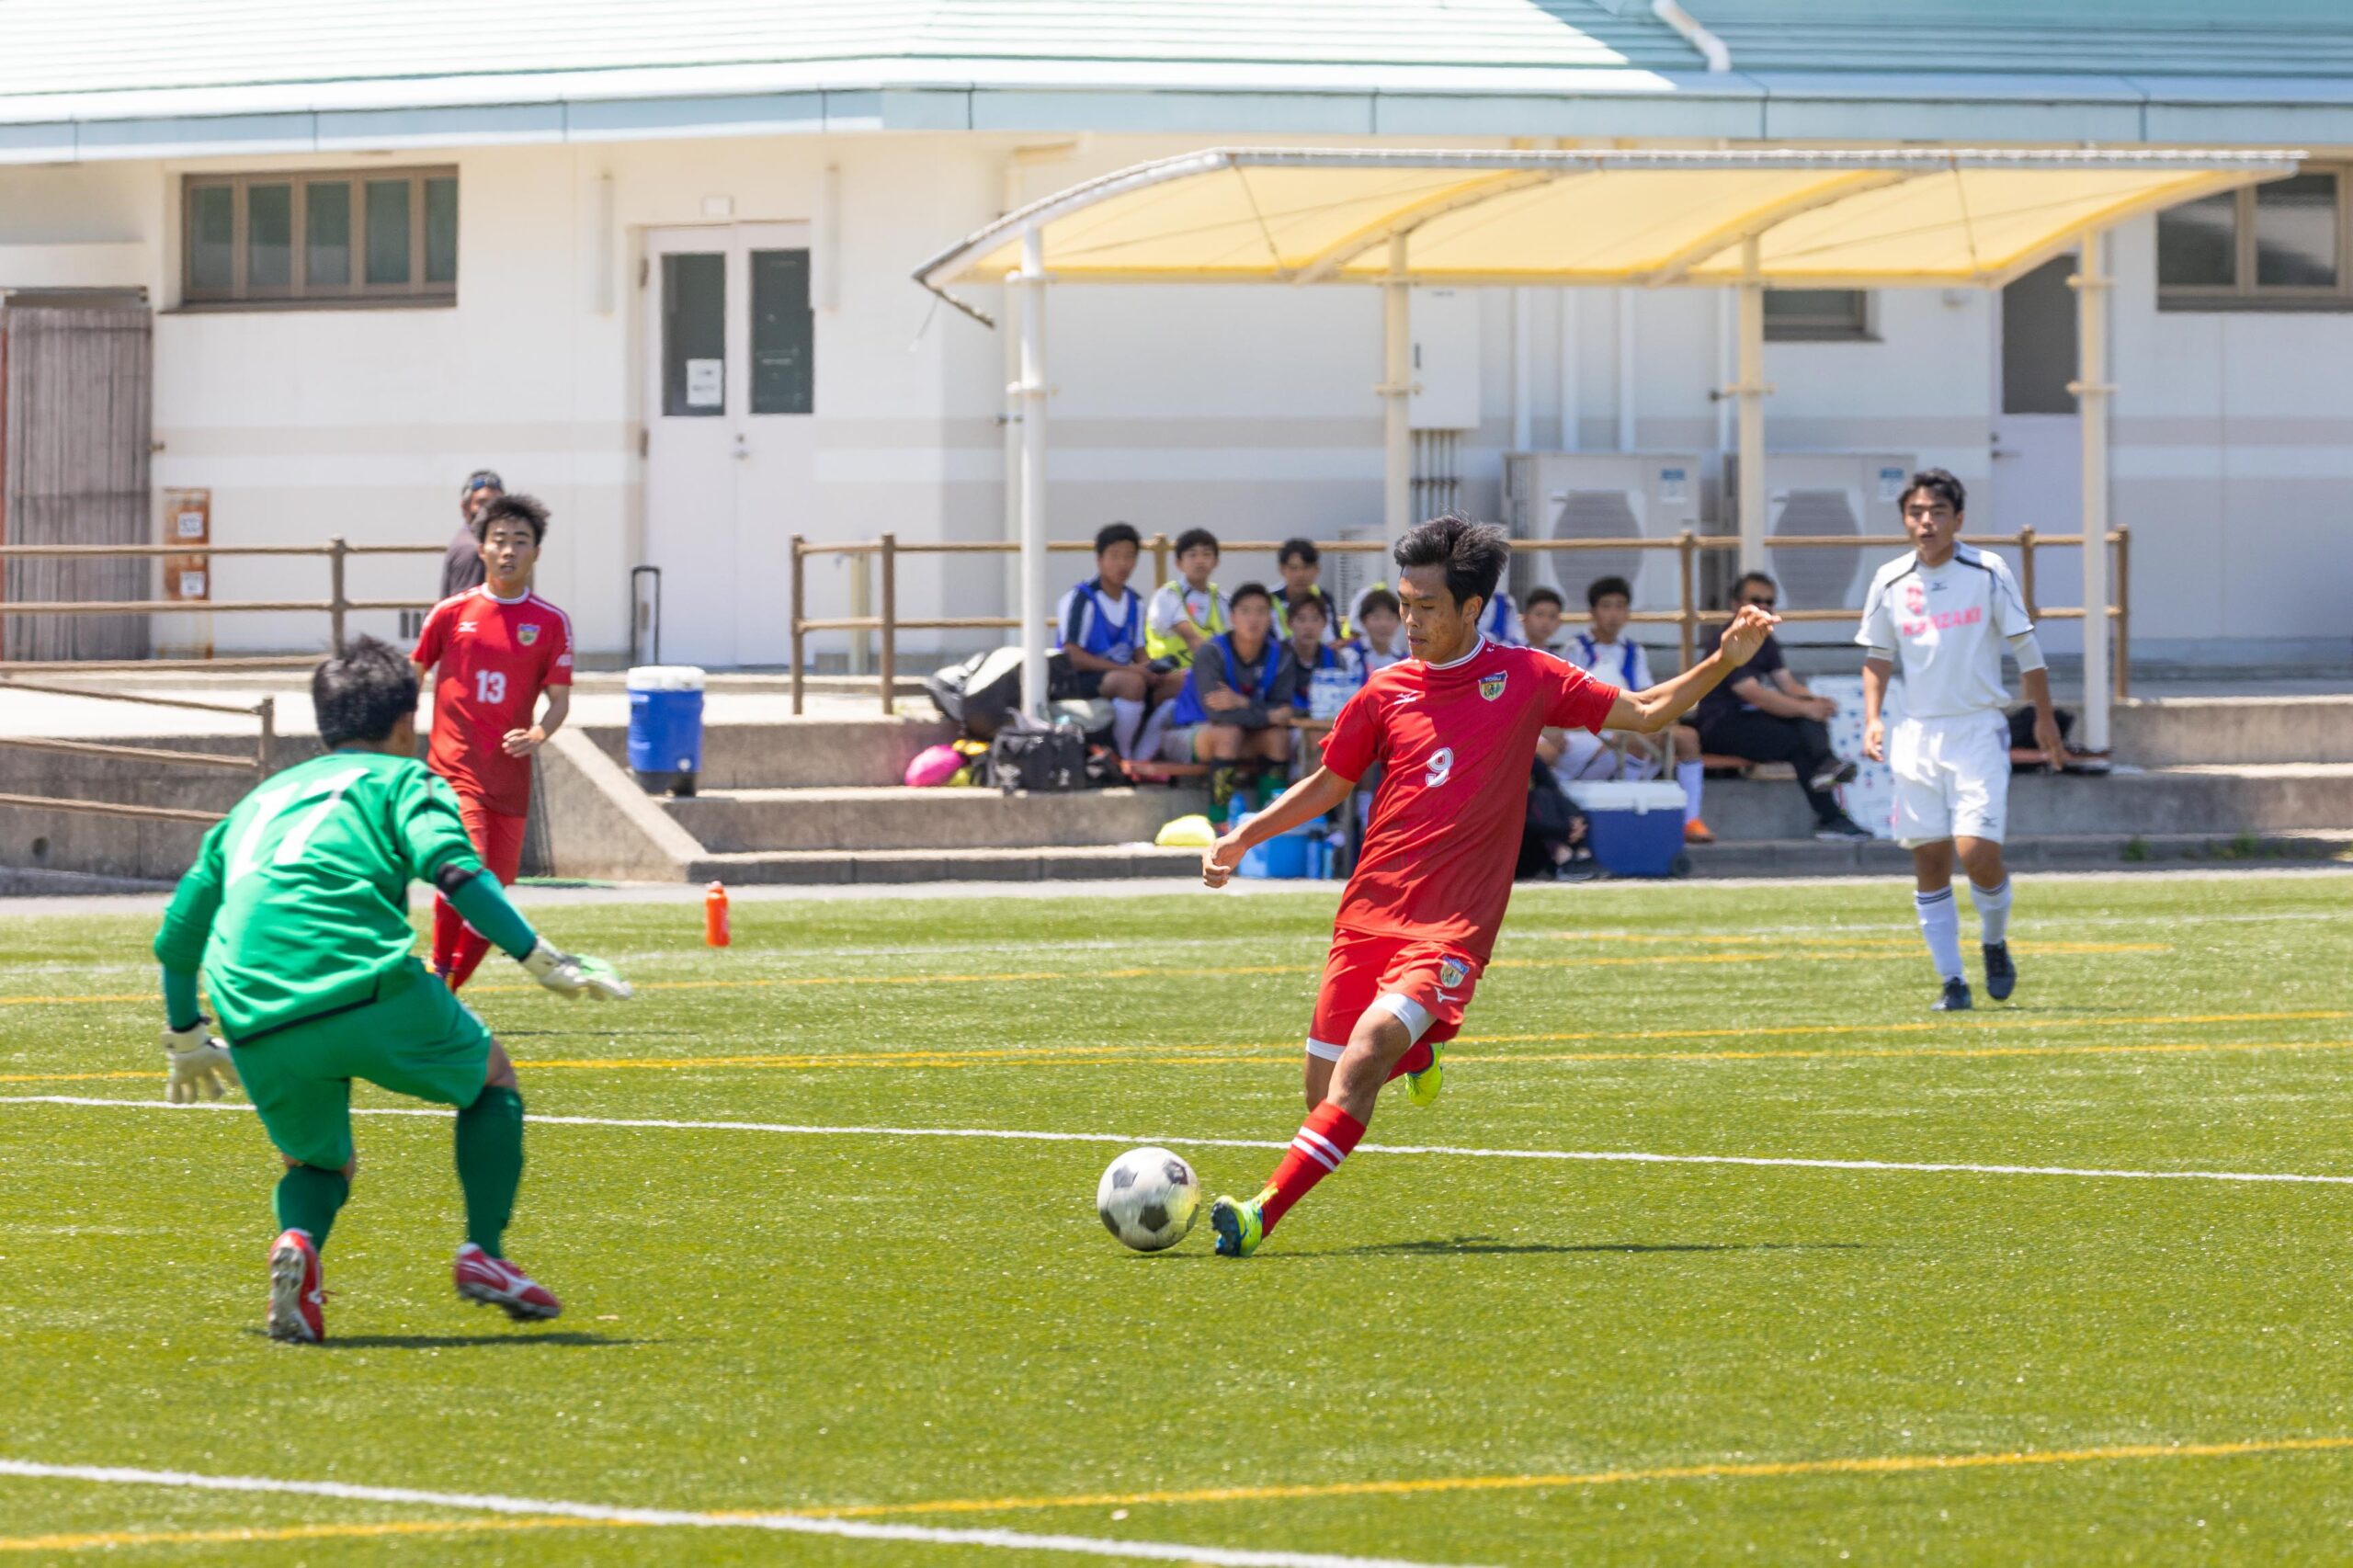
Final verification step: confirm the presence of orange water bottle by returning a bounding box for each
[703,881,732,948]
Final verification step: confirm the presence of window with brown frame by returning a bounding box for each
[2159,168,2351,312]
[181,169,457,307]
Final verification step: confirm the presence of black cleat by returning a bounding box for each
[1808,759,1860,793]
[1932,978,1973,1012]
[1982,941,2016,1001]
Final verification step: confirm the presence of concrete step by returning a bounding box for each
[584,718,953,790]
[1696,764,2353,841]
[688,845,1205,885]
[1676,830,2353,879]
[2112,696,2353,767]
[664,785,1208,854]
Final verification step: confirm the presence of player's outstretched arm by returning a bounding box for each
[437,864,633,1000]
[1203,767,1354,889]
[152,822,238,1102]
[1607,603,1781,734]
[1860,655,1894,762]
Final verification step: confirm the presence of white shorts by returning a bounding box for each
[1553,729,1662,783]
[1889,712,2010,847]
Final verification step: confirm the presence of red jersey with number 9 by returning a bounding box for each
[411,585,574,815]
[1320,639,1617,962]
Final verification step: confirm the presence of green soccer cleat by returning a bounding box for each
[1211,1192,1266,1258]
[1404,1040,1445,1108]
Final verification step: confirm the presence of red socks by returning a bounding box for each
[428,896,494,990]
[1260,1101,1367,1233]
[1385,1040,1434,1083]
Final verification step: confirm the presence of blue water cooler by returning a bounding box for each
[627,666,706,797]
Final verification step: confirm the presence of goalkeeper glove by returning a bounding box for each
[520,938,633,1001]
[161,1018,238,1104]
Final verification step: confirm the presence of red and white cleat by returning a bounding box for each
[453,1243,562,1322]
[267,1229,325,1344]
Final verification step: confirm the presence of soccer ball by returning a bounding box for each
[1096,1146,1200,1252]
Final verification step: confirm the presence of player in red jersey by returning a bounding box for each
[1199,514,1779,1256]
[410,494,574,991]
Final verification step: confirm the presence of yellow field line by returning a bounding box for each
[0,940,2171,1013]
[7,1435,2348,1553]
[798,1434,2353,1518]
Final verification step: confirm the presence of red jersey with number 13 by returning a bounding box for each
[411,585,574,815]
[1320,639,1617,962]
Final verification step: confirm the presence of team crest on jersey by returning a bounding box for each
[1438,957,1469,989]
[518,625,540,646]
[1478,672,1507,701]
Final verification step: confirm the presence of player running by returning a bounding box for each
[1858,469,2067,1011]
[1198,514,1779,1256]
[411,493,573,991]
[153,638,629,1343]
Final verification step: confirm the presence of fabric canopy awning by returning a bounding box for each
[917,146,2298,314]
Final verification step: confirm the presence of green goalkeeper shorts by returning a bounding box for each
[231,959,494,1171]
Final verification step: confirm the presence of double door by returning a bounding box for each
[642,223,814,668]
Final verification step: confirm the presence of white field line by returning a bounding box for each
[0,1460,1466,1568]
[7,1096,2353,1188]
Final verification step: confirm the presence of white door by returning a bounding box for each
[643,223,817,668]
[1987,252,2082,648]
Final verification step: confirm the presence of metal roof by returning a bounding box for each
[1,2,2349,158]
[917,145,2301,317]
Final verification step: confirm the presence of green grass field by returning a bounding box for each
[4,869,2353,1564]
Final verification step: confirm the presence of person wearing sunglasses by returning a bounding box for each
[1691,570,1871,842]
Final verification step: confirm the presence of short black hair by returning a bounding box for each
[1357,588,1400,619]
[313,636,418,749]
[1524,586,1564,612]
[1094,521,1142,557]
[1392,512,1507,614]
[1287,591,1329,624]
[473,492,550,545]
[1900,467,1967,516]
[1585,575,1632,608]
[1279,536,1319,567]
[1174,527,1220,560]
[1227,581,1272,611]
[1732,570,1778,602]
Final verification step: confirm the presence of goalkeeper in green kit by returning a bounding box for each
[153,638,631,1344]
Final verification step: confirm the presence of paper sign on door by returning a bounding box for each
[685,359,723,408]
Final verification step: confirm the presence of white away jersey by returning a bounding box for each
[1563,631,1652,694]
[1855,543,2034,718]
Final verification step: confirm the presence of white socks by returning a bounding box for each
[1969,877,2012,945]
[1915,887,1963,982]
[1110,698,1145,758]
[1133,701,1172,761]
[1676,759,1705,824]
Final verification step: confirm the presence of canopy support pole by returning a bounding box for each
[2072,231,2113,752]
[1735,235,1769,574]
[1381,233,1412,547]
[1016,224,1051,717]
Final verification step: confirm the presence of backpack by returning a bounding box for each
[988,726,1088,794]
[926,646,1029,740]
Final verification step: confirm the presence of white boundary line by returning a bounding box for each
[0,1459,1467,1568]
[7,1095,2352,1187]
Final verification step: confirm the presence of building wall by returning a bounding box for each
[4,131,2347,668]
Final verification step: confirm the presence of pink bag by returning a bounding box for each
[904,744,966,787]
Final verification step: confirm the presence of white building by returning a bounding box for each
[2,1,2348,671]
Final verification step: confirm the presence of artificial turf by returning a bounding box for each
[2,869,2351,1564]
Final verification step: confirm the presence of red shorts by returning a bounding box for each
[1306,928,1483,1061]
[455,793,527,884]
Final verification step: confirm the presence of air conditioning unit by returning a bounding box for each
[1502,453,1702,612]
[1722,453,1914,633]
[1325,524,1386,623]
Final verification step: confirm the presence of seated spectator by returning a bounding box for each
[1480,579,1521,645]
[1271,537,1341,643]
[1348,587,1409,676]
[1554,575,1713,845]
[1051,522,1155,756]
[1159,583,1296,812]
[1281,593,1348,715]
[1691,571,1871,842]
[1520,586,1565,653]
[1145,527,1226,675]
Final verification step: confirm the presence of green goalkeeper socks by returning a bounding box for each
[454,1085,526,1258]
[274,1164,349,1251]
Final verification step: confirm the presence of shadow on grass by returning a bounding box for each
[244,1329,654,1349]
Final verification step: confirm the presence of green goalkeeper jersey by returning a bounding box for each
[153,750,483,1042]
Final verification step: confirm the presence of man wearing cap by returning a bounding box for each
[439,470,504,603]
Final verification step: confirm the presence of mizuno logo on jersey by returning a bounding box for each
[457,620,478,633]
[1478,673,1506,701]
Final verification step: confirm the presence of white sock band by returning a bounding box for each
[1915,887,1964,983]
[1676,759,1705,824]
[1110,697,1145,757]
